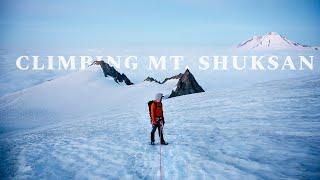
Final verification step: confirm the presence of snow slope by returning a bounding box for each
[0,66,178,134]
[237,32,318,50]
[1,66,320,179]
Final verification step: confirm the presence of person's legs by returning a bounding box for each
[157,122,165,143]
[150,124,157,143]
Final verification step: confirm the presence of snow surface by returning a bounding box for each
[1,65,320,179]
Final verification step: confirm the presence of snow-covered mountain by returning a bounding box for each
[0,66,183,134]
[237,32,318,50]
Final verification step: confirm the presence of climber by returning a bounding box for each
[148,93,168,145]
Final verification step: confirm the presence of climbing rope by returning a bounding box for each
[159,124,164,180]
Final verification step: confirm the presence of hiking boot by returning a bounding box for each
[161,141,168,145]
[150,142,155,145]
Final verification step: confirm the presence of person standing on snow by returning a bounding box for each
[150,93,168,145]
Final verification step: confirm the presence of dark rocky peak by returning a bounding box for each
[91,60,133,85]
[144,77,161,84]
[168,69,204,98]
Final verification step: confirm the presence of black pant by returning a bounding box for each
[151,120,165,143]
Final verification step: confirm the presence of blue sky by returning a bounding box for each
[1,0,320,48]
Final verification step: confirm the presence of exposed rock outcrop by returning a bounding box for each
[144,73,182,84]
[142,69,204,98]
[168,69,204,98]
[161,73,183,84]
[144,77,161,84]
[91,60,133,85]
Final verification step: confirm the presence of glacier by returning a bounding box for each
[1,66,320,179]
[1,47,320,179]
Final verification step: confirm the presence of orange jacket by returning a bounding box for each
[150,101,164,125]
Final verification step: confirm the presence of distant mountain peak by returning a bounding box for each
[237,32,318,50]
[168,69,204,98]
[91,60,133,85]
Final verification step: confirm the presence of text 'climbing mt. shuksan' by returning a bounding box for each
[168,69,205,98]
[237,32,318,50]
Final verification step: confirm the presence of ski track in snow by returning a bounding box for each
[1,76,320,179]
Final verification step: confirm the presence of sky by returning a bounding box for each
[1,0,320,49]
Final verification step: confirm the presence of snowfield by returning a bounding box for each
[1,66,320,179]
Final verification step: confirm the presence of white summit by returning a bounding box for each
[237,32,318,50]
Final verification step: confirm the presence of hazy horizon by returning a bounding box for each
[1,0,320,49]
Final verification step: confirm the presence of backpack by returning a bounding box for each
[148,100,154,123]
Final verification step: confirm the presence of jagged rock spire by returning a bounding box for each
[168,69,204,98]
